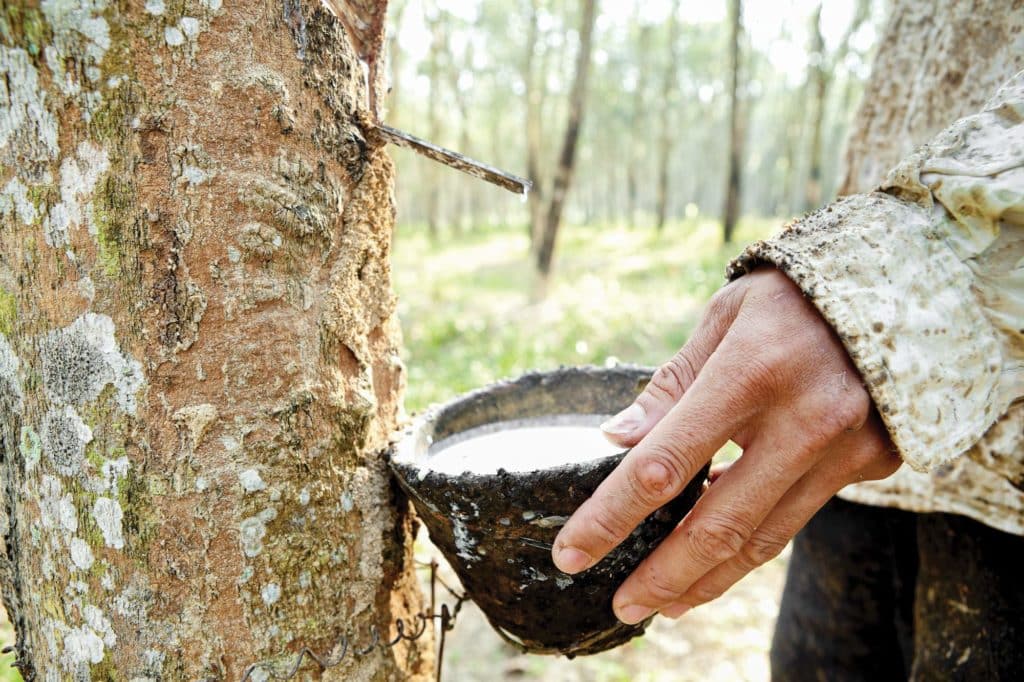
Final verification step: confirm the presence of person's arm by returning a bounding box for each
[729,71,1024,471]
[550,70,1024,625]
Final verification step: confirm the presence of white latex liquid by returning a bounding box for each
[425,416,624,475]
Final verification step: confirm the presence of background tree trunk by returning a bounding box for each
[524,0,546,251]
[720,0,744,244]
[780,83,808,217]
[450,42,474,235]
[386,0,410,125]
[535,0,599,284]
[0,1,427,679]
[655,0,681,233]
[425,7,445,241]
[625,23,651,229]
[803,0,868,211]
[802,4,827,212]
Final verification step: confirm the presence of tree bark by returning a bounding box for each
[655,0,681,233]
[840,0,1024,195]
[0,1,427,679]
[535,0,599,282]
[720,0,743,244]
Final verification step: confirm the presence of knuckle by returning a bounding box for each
[722,325,787,379]
[793,419,841,457]
[642,564,687,602]
[628,450,687,507]
[797,389,873,452]
[686,516,750,565]
[651,438,703,482]
[831,390,871,432]
[586,508,630,549]
[686,583,726,606]
[648,354,695,402]
[702,281,748,332]
[705,286,736,321]
[737,532,788,569]
[734,351,787,399]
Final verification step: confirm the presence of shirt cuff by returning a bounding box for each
[726,192,1005,472]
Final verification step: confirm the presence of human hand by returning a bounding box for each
[551,268,901,624]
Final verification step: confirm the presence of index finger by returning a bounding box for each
[551,359,756,574]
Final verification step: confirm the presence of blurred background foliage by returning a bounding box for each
[390,2,887,675]
[396,218,773,411]
[389,0,886,412]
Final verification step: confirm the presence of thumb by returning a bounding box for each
[601,281,747,447]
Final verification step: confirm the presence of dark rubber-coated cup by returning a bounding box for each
[388,366,708,657]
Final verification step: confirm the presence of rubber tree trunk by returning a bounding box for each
[720,0,743,244]
[535,0,599,282]
[0,1,428,679]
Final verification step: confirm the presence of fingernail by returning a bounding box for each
[661,603,691,619]
[601,403,646,436]
[552,546,592,574]
[615,603,656,625]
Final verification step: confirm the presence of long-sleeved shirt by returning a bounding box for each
[727,70,1024,536]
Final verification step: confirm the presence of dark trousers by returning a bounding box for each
[772,497,1024,682]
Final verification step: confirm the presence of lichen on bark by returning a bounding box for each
[0,0,426,679]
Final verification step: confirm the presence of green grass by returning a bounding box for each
[0,613,19,682]
[393,217,779,413]
[0,660,17,681]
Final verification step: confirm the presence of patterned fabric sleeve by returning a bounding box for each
[727,71,1024,473]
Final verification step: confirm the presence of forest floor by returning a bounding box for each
[393,217,776,411]
[417,531,787,682]
[397,216,787,681]
[0,216,785,680]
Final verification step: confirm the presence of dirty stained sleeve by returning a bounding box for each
[727,70,1024,473]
